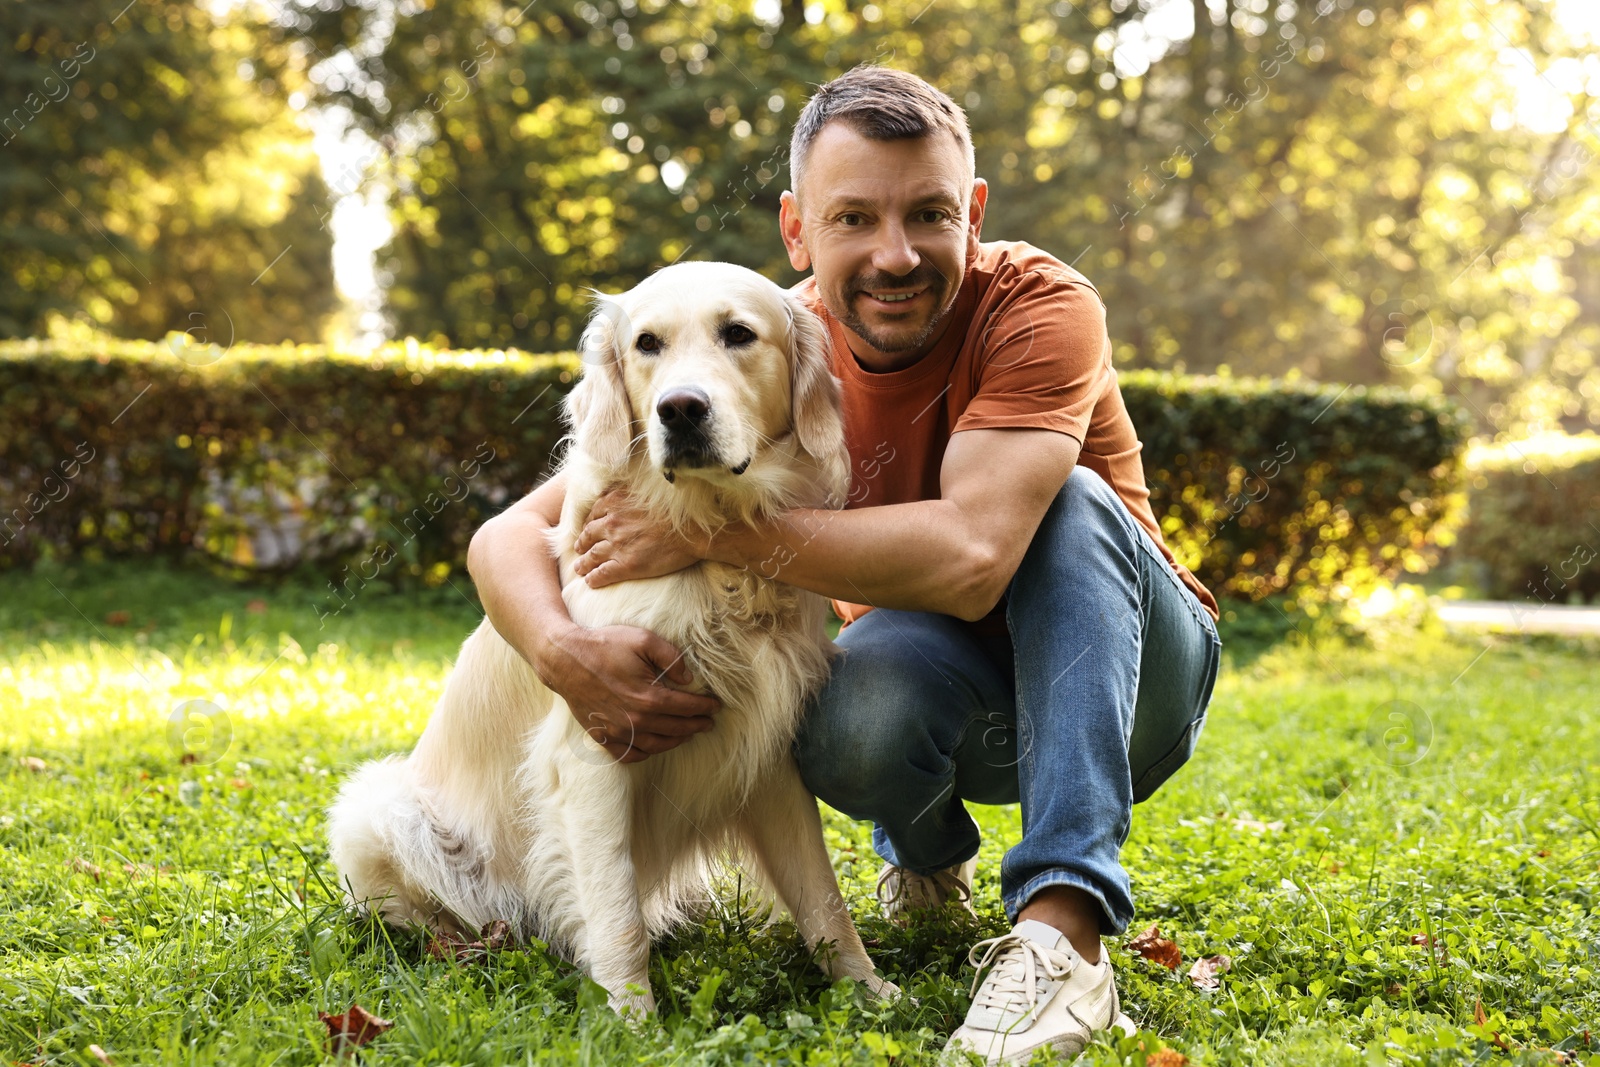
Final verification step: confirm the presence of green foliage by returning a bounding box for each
[0,341,1470,603]
[1,560,1597,1063]
[1123,371,1470,600]
[0,338,577,593]
[1455,433,1600,602]
[0,0,336,342]
[288,0,1600,433]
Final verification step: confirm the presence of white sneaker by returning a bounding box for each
[943,919,1136,1064]
[876,857,978,925]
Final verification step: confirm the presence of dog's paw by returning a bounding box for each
[608,983,658,1024]
[864,973,905,1003]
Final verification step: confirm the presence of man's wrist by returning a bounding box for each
[528,617,583,690]
[701,521,760,569]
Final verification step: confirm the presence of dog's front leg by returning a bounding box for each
[738,763,900,1000]
[560,762,656,1017]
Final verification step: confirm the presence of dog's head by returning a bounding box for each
[565,261,850,511]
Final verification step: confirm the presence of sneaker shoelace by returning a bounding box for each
[966,933,1076,1020]
[876,864,973,909]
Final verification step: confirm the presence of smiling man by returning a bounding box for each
[467,66,1221,1064]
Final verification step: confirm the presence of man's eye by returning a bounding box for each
[917,209,950,223]
[636,332,661,353]
[839,213,864,226]
[721,323,756,346]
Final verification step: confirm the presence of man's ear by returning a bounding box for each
[966,177,988,258]
[779,190,811,272]
[565,295,635,471]
[784,295,850,507]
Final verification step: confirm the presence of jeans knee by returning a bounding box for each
[1013,465,1139,593]
[793,696,905,811]
[1056,465,1128,530]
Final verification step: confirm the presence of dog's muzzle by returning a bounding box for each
[656,387,718,477]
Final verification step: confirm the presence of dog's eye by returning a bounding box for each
[720,323,756,347]
[636,332,662,354]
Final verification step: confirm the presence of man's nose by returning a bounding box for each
[656,387,712,427]
[871,220,920,277]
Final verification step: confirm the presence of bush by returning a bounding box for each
[0,337,577,591]
[1453,433,1600,603]
[1121,371,1470,600]
[0,341,1470,602]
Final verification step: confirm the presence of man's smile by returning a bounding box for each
[860,288,929,311]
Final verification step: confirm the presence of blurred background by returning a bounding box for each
[6,0,1599,430]
[2,0,1598,607]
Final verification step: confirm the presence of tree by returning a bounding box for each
[291,0,1599,432]
[0,0,337,343]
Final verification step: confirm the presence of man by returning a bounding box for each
[467,65,1221,1064]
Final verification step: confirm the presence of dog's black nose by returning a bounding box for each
[656,387,711,426]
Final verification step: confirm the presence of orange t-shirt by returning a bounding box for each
[792,239,1220,630]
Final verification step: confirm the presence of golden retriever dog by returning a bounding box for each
[325,261,896,1014]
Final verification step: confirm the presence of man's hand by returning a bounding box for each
[574,488,708,587]
[539,622,720,764]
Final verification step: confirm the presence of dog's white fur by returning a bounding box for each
[325,261,892,1013]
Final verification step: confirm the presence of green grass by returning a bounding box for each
[1,560,1596,1066]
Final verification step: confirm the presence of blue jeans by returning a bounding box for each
[794,466,1221,933]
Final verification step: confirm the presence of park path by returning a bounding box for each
[1433,599,1600,636]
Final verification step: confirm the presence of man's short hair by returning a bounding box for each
[789,65,975,201]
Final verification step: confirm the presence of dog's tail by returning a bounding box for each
[325,755,527,940]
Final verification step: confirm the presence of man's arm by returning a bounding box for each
[576,428,1081,622]
[466,472,720,763]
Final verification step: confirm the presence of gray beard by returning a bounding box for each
[837,289,954,355]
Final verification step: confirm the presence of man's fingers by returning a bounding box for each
[575,522,606,555]
[639,633,695,687]
[645,686,720,717]
[584,560,625,588]
[603,731,684,761]
[633,711,715,737]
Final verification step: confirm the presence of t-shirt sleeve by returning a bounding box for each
[951,270,1111,443]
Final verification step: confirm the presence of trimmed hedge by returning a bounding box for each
[1455,434,1600,603]
[0,338,577,589]
[1122,371,1470,600]
[0,340,1470,601]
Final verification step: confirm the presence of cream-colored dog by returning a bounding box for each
[325,261,895,1014]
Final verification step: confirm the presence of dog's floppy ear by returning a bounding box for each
[785,295,851,507]
[565,295,635,470]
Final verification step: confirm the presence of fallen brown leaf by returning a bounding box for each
[1186,954,1232,990]
[121,862,171,880]
[87,1045,113,1065]
[246,599,268,614]
[319,1003,392,1055]
[20,757,46,773]
[1126,924,1182,971]
[1146,1051,1188,1067]
[104,610,131,626]
[228,778,251,789]
[427,919,515,964]
[1474,999,1488,1026]
[179,753,197,765]
[1408,931,1451,961]
[68,858,103,881]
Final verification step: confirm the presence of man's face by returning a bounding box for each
[780,123,987,370]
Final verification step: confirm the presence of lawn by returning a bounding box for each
[1,561,1596,1066]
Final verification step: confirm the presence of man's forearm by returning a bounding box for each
[704,499,1003,622]
[466,478,577,677]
